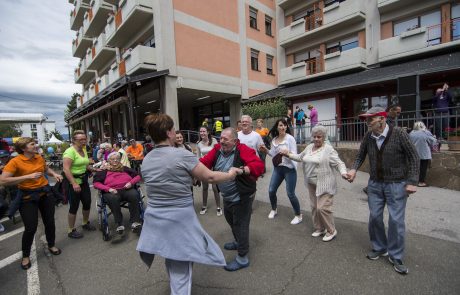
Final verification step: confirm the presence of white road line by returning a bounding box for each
[0,251,22,269]
[27,240,40,295]
[0,227,25,242]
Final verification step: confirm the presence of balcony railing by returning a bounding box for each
[82,0,114,37]
[74,58,96,84]
[280,53,324,84]
[70,0,90,31]
[324,47,366,73]
[108,61,121,85]
[121,45,156,75]
[72,27,93,58]
[87,32,116,70]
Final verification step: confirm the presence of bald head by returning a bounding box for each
[220,127,238,153]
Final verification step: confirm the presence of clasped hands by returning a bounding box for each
[108,182,132,194]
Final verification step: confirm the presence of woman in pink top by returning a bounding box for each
[93,152,142,235]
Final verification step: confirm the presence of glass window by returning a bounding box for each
[326,42,340,54]
[249,7,258,29]
[251,49,259,71]
[293,9,308,21]
[422,10,441,45]
[452,4,460,40]
[341,36,359,51]
[294,50,309,63]
[266,55,273,75]
[394,17,418,36]
[265,15,272,36]
[371,96,388,110]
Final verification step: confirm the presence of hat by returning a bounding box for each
[0,150,9,158]
[358,106,387,120]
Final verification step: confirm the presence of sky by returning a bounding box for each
[0,0,81,134]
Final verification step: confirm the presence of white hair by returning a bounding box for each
[241,115,253,124]
[107,152,120,160]
[311,125,328,138]
[413,121,427,131]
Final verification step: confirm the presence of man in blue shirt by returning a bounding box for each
[432,83,452,140]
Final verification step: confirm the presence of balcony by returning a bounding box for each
[280,55,324,84]
[70,0,90,31]
[121,45,156,75]
[72,27,93,58]
[377,0,419,14]
[96,74,110,95]
[277,0,305,10]
[82,0,114,37]
[324,47,366,73]
[378,20,460,63]
[74,58,97,84]
[106,0,154,47]
[108,61,121,85]
[88,83,98,99]
[279,0,365,47]
[87,33,116,70]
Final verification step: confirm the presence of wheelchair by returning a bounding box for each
[96,184,145,241]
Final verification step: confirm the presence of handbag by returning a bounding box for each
[272,153,283,167]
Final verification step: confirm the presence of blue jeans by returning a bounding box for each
[268,166,300,215]
[367,180,408,260]
[295,124,305,144]
[434,111,449,139]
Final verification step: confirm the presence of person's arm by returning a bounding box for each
[400,130,420,188]
[63,157,81,193]
[238,145,265,178]
[191,162,238,184]
[0,171,42,186]
[46,166,63,182]
[329,149,348,176]
[347,133,369,182]
[286,145,308,162]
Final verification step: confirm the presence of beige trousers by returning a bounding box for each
[307,183,335,234]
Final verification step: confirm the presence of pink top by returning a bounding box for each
[93,171,141,192]
[310,108,318,125]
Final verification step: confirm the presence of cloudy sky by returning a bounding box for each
[0,0,80,133]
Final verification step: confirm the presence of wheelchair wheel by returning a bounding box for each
[102,222,110,241]
[97,208,104,231]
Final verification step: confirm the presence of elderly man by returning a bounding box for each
[238,115,264,156]
[347,106,419,275]
[200,128,264,271]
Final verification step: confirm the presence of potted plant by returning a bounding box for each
[444,127,460,151]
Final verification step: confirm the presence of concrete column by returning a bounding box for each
[160,76,179,128]
[153,0,177,75]
[229,97,242,127]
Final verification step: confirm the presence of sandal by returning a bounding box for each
[417,183,428,187]
[21,258,31,270]
[48,247,62,255]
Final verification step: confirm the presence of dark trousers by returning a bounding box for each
[102,189,140,226]
[419,159,430,183]
[68,180,92,214]
[223,194,254,257]
[19,195,56,257]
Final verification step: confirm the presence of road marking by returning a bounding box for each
[0,227,25,242]
[0,251,22,269]
[27,240,40,295]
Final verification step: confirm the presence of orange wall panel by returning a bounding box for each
[257,0,275,10]
[173,0,238,33]
[441,3,452,43]
[286,54,294,67]
[245,4,277,47]
[247,47,277,85]
[249,89,264,97]
[175,23,240,78]
[381,21,392,40]
[358,30,366,48]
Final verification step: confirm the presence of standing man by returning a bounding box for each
[238,115,264,156]
[386,104,402,127]
[200,128,264,271]
[307,104,318,129]
[293,106,306,144]
[432,83,452,140]
[213,118,223,137]
[126,139,144,173]
[284,108,294,130]
[347,106,419,275]
[202,118,209,127]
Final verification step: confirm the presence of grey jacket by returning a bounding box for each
[409,130,436,160]
[352,126,419,185]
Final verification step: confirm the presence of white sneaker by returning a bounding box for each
[116,225,125,234]
[290,215,303,225]
[131,222,142,231]
[268,209,277,219]
[216,208,222,216]
[199,207,207,215]
[311,229,327,237]
[322,229,337,242]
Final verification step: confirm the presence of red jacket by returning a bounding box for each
[200,141,264,181]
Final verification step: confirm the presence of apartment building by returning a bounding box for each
[0,113,56,144]
[249,0,460,131]
[66,0,278,141]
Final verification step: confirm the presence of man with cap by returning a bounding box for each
[346,106,419,275]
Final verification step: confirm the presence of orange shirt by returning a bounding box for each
[3,154,48,190]
[255,127,269,138]
[126,144,144,160]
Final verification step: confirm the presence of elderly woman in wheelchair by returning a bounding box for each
[93,152,142,236]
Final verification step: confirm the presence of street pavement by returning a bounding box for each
[0,159,459,295]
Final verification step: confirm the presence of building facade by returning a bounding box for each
[66,0,279,142]
[0,113,56,144]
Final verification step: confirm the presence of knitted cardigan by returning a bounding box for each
[288,144,347,197]
[352,125,419,185]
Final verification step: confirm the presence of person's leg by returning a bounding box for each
[295,125,300,143]
[268,167,284,211]
[283,167,301,216]
[223,201,238,243]
[367,180,388,252]
[419,159,429,184]
[211,184,221,212]
[119,189,141,223]
[434,113,442,139]
[103,192,123,225]
[165,259,193,295]
[38,193,56,249]
[80,181,94,229]
[235,195,254,258]
[316,193,335,234]
[307,183,321,231]
[385,182,408,261]
[201,182,209,213]
[19,200,39,262]
[67,184,81,233]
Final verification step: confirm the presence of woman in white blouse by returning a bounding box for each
[260,118,302,225]
[281,125,349,242]
[196,126,222,216]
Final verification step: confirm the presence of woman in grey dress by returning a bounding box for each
[137,114,239,295]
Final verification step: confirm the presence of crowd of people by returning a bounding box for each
[0,103,443,294]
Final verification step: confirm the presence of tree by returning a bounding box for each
[0,123,22,137]
[64,93,79,121]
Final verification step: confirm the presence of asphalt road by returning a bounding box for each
[1,160,459,294]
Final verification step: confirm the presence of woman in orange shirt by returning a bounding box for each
[255,119,270,173]
[0,137,63,270]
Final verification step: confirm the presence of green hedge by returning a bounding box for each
[242,97,287,120]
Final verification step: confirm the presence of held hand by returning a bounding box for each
[258,145,268,154]
[341,173,349,180]
[72,183,81,193]
[124,182,132,189]
[54,174,63,183]
[405,184,417,195]
[27,172,43,180]
[346,169,357,183]
[109,188,118,194]
[228,167,241,178]
[279,148,289,156]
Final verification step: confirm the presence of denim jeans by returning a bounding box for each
[295,125,305,144]
[434,111,449,139]
[268,166,300,215]
[367,180,408,260]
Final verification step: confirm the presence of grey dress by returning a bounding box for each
[136,146,225,267]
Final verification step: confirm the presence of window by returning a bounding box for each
[265,15,272,36]
[144,36,155,48]
[326,36,359,54]
[324,0,346,7]
[293,9,310,21]
[393,10,441,45]
[249,7,258,29]
[32,132,38,139]
[30,124,37,130]
[266,55,274,75]
[251,49,259,71]
[453,4,460,40]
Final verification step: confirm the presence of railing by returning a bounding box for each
[306,55,324,75]
[426,18,460,46]
[304,11,323,32]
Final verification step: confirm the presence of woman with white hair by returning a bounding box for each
[93,152,142,235]
[281,125,349,242]
[409,121,437,187]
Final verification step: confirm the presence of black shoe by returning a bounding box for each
[223,241,238,251]
[82,221,96,231]
[389,257,409,274]
[48,247,62,255]
[21,258,31,270]
[366,249,388,260]
[68,229,83,239]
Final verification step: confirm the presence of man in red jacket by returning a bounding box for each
[200,128,264,271]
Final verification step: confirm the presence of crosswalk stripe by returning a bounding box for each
[0,251,22,269]
[27,240,40,295]
[0,227,24,242]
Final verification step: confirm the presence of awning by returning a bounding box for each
[67,96,128,125]
[246,51,460,103]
